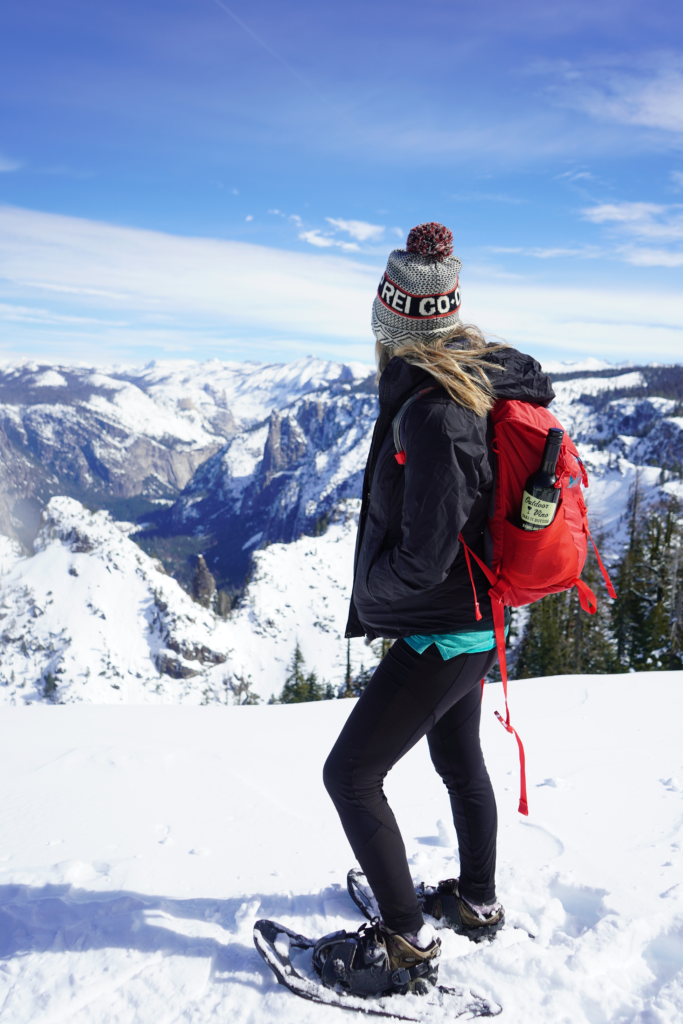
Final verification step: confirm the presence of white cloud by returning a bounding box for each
[325,218,385,243]
[490,245,601,260]
[581,201,683,265]
[583,202,683,241]
[554,63,683,136]
[464,278,683,363]
[620,247,683,268]
[298,229,335,249]
[0,156,21,173]
[299,228,360,252]
[670,171,683,191]
[556,170,594,182]
[0,205,379,346]
[245,214,253,222]
[0,205,680,365]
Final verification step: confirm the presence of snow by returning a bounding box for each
[224,501,364,694]
[541,357,618,374]
[0,669,682,1023]
[0,497,371,704]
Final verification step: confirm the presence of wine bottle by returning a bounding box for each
[520,428,564,531]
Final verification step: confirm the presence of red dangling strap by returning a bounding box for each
[459,535,528,817]
[574,578,598,614]
[586,527,617,599]
[490,598,528,816]
[459,533,483,621]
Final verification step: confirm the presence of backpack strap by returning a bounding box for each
[458,533,528,816]
[586,528,617,599]
[392,387,438,464]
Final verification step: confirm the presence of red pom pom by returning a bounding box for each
[406,222,453,261]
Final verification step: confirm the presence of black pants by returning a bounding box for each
[323,640,498,935]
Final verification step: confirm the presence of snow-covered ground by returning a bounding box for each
[0,670,681,1023]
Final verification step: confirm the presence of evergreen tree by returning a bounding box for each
[338,639,354,699]
[271,642,335,703]
[229,672,261,705]
[611,491,683,671]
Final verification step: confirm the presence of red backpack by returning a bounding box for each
[393,392,616,815]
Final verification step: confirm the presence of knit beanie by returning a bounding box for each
[371,222,462,349]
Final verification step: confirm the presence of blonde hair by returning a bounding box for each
[375,325,507,418]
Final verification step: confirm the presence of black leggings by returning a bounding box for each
[323,639,498,935]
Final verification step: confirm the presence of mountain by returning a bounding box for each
[0,495,361,705]
[0,355,681,703]
[1,670,682,1023]
[0,356,371,554]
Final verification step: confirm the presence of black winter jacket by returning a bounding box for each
[345,347,555,640]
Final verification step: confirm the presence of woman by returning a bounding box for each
[319,223,555,995]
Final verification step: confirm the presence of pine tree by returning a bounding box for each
[338,639,354,699]
[611,493,683,671]
[271,642,334,703]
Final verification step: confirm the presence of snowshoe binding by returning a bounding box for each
[348,868,505,943]
[418,878,505,942]
[312,918,441,997]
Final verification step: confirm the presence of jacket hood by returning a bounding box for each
[378,345,555,412]
[484,346,555,406]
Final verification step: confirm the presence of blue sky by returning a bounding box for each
[0,0,682,367]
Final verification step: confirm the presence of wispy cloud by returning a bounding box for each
[670,170,683,191]
[325,218,385,242]
[550,60,683,137]
[489,245,602,260]
[620,247,683,268]
[555,169,595,183]
[582,202,683,241]
[298,217,386,253]
[298,228,360,252]
[449,191,527,204]
[0,156,21,173]
[581,200,683,267]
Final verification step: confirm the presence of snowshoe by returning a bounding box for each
[312,918,440,997]
[348,868,505,943]
[418,878,505,942]
[253,917,502,1019]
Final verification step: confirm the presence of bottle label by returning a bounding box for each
[521,491,557,528]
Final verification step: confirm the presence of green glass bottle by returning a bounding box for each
[520,428,564,531]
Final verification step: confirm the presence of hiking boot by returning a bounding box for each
[418,878,505,942]
[312,919,440,997]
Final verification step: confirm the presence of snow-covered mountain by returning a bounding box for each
[1,670,682,1023]
[0,357,372,549]
[0,355,682,703]
[0,496,363,705]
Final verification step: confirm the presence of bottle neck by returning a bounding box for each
[541,441,561,477]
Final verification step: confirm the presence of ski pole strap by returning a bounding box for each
[586,527,617,599]
[392,387,438,464]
